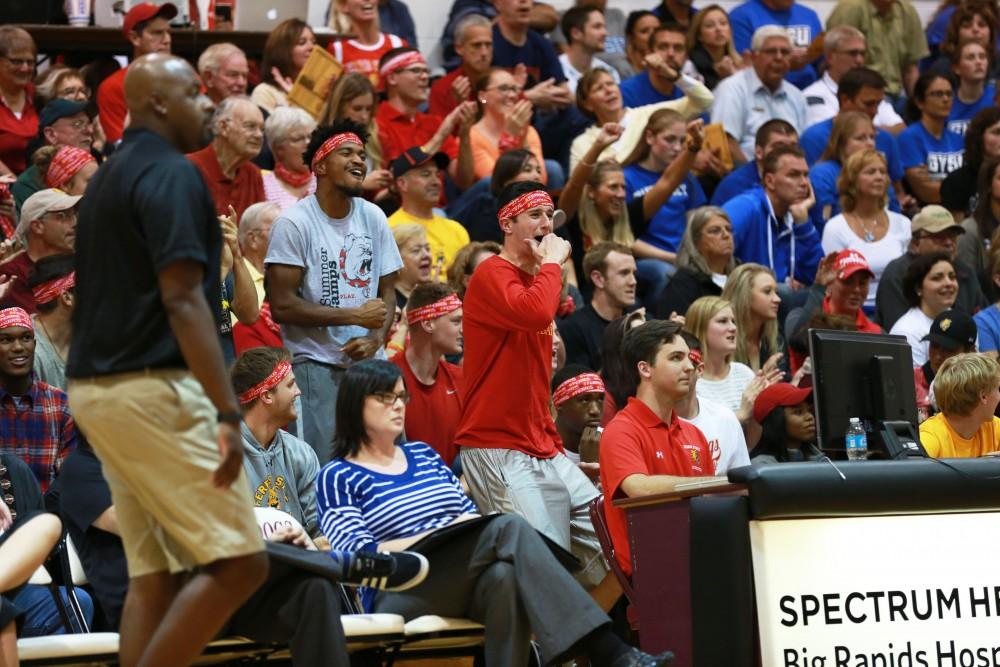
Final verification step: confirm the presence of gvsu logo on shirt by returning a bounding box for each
[927,152,963,178]
[785,25,811,47]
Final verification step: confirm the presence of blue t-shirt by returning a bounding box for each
[947,85,996,136]
[711,161,761,205]
[897,122,965,180]
[620,70,683,108]
[809,159,901,220]
[491,24,566,85]
[624,163,706,252]
[975,305,1000,352]
[728,0,822,89]
[800,118,904,182]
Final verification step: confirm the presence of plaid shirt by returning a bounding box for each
[0,379,77,493]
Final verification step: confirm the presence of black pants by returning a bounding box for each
[374,514,609,667]
[226,558,348,667]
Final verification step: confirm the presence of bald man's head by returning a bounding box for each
[124,53,215,153]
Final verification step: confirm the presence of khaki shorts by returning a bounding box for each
[68,369,263,579]
[460,446,609,589]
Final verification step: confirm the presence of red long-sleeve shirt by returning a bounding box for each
[455,257,562,458]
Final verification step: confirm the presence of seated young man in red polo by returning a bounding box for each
[391,282,464,467]
[600,319,717,576]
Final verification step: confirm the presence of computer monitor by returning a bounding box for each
[808,330,925,459]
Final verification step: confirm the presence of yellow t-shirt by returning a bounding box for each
[387,209,470,272]
[919,413,1000,458]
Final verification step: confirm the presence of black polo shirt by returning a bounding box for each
[67,128,221,377]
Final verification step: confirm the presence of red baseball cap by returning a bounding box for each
[123,2,177,37]
[833,249,875,281]
[752,383,813,424]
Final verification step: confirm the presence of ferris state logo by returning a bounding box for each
[538,322,555,336]
[254,475,290,510]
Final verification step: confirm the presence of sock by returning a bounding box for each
[578,623,631,664]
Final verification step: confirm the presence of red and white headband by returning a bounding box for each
[379,50,426,80]
[45,146,95,190]
[552,372,605,408]
[406,293,462,326]
[239,360,292,404]
[498,190,554,223]
[311,133,363,170]
[0,307,33,332]
[32,272,75,305]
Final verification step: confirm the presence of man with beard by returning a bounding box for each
[66,53,268,666]
[187,96,266,218]
[265,121,402,464]
[391,282,465,466]
[387,147,470,271]
[559,242,637,371]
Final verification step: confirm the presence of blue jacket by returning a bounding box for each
[722,187,823,284]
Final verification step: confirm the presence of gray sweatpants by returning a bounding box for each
[373,514,609,666]
[460,447,609,590]
[293,359,345,465]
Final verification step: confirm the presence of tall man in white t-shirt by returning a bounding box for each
[265,120,403,464]
[675,333,751,475]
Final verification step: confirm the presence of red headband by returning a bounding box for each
[311,133,363,170]
[406,294,462,326]
[498,190,554,223]
[0,307,33,332]
[552,372,605,408]
[239,360,292,405]
[689,349,702,366]
[379,51,426,80]
[32,272,76,305]
[45,146,95,189]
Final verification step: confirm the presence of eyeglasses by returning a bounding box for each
[487,84,523,95]
[759,47,791,57]
[836,48,867,58]
[370,391,411,406]
[2,56,34,69]
[58,86,91,98]
[56,118,91,130]
[400,66,430,76]
[44,209,78,222]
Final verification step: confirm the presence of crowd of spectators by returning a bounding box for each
[4,0,1000,663]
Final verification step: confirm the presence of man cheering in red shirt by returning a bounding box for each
[456,181,620,611]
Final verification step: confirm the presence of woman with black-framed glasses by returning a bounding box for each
[316,359,673,667]
[0,27,38,177]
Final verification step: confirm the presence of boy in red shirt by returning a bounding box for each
[600,319,718,576]
[457,182,619,609]
[392,282,464,466]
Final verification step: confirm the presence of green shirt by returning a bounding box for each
[826,0,929,95]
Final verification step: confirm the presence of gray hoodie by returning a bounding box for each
[241,422,321,537]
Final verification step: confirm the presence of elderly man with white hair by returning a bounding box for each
[710,25,808,163]
[187,95,266,217]
[262,107,318,209]
[238,201,281,310]
[198,42,250,105]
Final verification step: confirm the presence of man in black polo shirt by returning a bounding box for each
[65,53,268,666]
[558,241,637,370]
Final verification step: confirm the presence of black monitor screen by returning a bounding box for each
[809,330,919,451]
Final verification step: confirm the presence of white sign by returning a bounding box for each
[751,513,1000,667]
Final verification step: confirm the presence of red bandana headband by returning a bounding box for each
[0,307,33,332]
[32,272,76,305]
[688,349,703,365]
[406,293,462,326]
[310,133,363,170]
[379,51,426,80]
[45,146,95,189]
[497,190,554,223]
[552,372,606,408]
[239,360,292,404]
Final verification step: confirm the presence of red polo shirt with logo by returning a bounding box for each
[187,143,266,218]
[600,397,715,575]
[0,86,38,175]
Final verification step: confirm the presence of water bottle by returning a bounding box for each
[845,418,868,461]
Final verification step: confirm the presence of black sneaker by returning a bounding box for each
[610,648,675,667]
[332,550,429,592]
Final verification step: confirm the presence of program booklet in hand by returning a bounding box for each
[288,47,344,119]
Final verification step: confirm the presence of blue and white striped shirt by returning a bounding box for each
[317,441,479,553]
